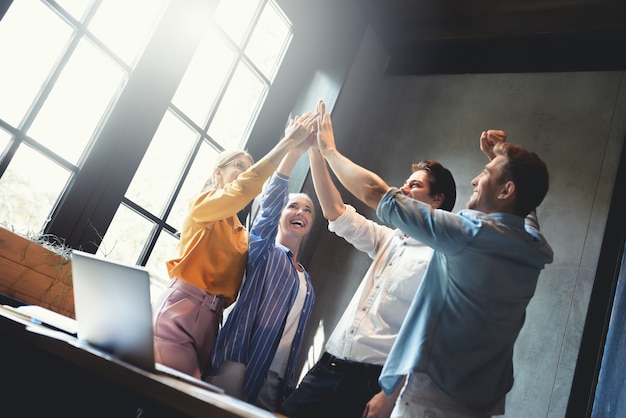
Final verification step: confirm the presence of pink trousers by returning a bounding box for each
[152,278,224,379]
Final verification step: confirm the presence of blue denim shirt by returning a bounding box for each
[376,187,553,411]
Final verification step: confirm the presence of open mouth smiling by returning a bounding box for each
[290,219,305,227]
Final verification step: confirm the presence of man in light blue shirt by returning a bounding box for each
[314,99,553,417]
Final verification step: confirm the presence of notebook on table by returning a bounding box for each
[70,249,224,394]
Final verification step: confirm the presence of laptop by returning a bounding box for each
[70,249,224,394]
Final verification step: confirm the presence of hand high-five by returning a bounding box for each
[315,100,337,156]
[266,111,317,167]
[285,111,318,143]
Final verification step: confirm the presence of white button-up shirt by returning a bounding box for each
[325,205,432,365]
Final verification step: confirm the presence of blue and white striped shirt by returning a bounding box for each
[209,172,315,403]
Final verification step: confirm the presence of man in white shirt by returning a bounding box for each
[280,121,457,418]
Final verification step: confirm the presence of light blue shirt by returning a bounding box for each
[376,187,553,411]
[209,172,315,402]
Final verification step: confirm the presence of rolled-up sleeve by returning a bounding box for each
[377,187,474,254]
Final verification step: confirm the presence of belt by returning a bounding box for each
[169,278,224,312]
[320,352,383,377]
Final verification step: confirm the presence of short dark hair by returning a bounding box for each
[412,160,457,211]
[494,142,549,216]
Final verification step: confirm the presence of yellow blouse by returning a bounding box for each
[166,158,275,307]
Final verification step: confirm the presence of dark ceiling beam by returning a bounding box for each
[385,30,626,75]
[388,3,626,42]
[355,0,626,75]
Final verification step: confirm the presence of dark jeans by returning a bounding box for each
[280,352,383,418]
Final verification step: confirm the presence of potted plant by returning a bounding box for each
[0,226,74,318]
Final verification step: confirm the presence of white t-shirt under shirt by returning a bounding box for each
[269,270,307,377]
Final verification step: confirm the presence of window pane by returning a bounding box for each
[171,25,236,127]
[146,230,179,298]
[0,129,10,154]
[0,145,72,235]
[245,2,291,81]
[125,111,198,215]
[88,0,170,66]
[0,1,72,127]
[166,141,221,230]
[208,62,267,149]
[27,39,126,165]
[55,0,90,20]
[213,0,261,46]
[97,204,153,265]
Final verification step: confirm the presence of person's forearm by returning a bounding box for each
[265,112,315,167]
[309,149,345,220]
[322,148,389,209]
[265,136,296,168]
[277,148,303,176]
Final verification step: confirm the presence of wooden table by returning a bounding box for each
[0,307,278,418]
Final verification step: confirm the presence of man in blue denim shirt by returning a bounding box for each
[314,99,553,417]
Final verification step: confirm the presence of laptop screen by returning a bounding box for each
[71,250,155,371]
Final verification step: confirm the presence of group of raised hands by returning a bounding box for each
[285,99,508,162]
[282,99,336,157]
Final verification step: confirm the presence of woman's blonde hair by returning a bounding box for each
[202,149,254,191]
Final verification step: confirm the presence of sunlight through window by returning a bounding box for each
[0,1,294,291]
[0,2,71,127]
[0,0,171,235]
[102,0,293,286]
[27,40,126,164]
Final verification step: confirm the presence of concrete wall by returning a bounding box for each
[298,26,626,418]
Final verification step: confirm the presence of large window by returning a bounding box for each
[0,0,168,234]
[0,0,293,295]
